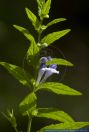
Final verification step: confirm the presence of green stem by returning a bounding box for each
[27,117,32,132]
[38,19,43,43]
[38,31,41,43]
[14,127,19,132]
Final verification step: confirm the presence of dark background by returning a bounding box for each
[0,0,89,131]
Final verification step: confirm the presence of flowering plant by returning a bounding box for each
[0,0,89,132]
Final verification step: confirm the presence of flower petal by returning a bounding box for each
[41,68,59,83]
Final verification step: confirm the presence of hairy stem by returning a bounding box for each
[27,117,32,132]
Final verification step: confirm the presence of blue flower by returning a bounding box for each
[36,56,59,83]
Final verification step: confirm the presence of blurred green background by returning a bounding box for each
[0,0,89,131]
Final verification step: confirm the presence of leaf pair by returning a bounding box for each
[36,0,51,19]
[0,61,82,96]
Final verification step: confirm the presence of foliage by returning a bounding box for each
[0,0,89,132]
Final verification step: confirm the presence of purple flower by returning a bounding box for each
[36,56,59,84]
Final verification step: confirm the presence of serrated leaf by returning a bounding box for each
[25,8,40,30]
[13,25,35,42]
[39,122,89,132]
[0,62,32,87]
[41,0,51,17]
[19,92,37,115]
[34,108,74,122]
[46,58,73,66]
[47,18,67,27]
[36,82,82,95]
[41,29,71,45]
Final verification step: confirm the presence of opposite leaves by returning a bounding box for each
[41,0,51,18]
[36,82,82,95]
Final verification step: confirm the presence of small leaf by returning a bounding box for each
[36,0,43,17]
[41,29,71,45]
[19,92,37,115]
[0,62,32,87]
[13,25,35,42]
[25,8,40,30]
[2,109,18,130]
[26,37,39,64]
[41,0,51,18]
[47,18,67,27]
[46,58,73,66]
[36,82,82,95]
[34,108,74,122]
[39,122,89,132]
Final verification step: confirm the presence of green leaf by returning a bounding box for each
[46,58,73,66]
[36,82,82,95]
[26,37,39,63]
[33,108,74,122]
[0,62,32,87]
[41,29,71,45]
[25,8,40,30]
[19,92,37,115]
[39,122,89,132]
[41,0,51,18]
[13,25,35,42]
[2,109,17,129]
[47,18,67,27]
[13,25,39,63]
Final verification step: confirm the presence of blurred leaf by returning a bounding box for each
[41,0,51,18]
[19,92,37,116]
[39,122,89,131]
[41,29,71,45]
[36,82,82,95]
[13,25,35,42]
[0,62,32,87]
[46,58,73,66]
[2,109,18,131]
[47,18,67,27]
[33,108,74,122]
[25,8,40,30]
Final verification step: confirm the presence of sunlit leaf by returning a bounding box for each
[41,0,51,18]
[33,108,74,122]
[0,62,32,87]
[36,82,82,95]
[26,37,39,64]
[47,18,67,27]
[13,25,39,64]
[39,122,89,132]
[13,25,35,42]
[46,58,73,66]
[19,92,37,115]
[25,8,40,30]
[41,29,71,45]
